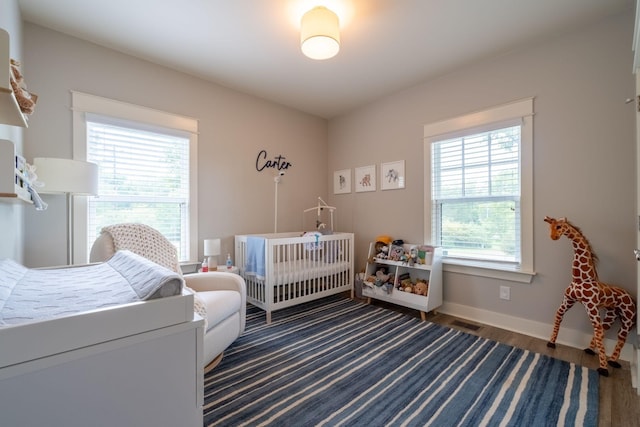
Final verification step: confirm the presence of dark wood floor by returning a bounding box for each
[362,298,640,427]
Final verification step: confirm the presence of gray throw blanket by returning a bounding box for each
[0,250,183,326]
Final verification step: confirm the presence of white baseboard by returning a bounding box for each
[631,346,639,393]
[439,301,634,362]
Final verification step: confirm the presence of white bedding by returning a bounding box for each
[269,259,351,283]
[0,250,183,326]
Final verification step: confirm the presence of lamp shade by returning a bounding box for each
[300,6,340,60]
[33,157,99,195]
[204,238,221,257]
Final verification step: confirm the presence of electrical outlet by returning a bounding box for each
[499,286,511,301]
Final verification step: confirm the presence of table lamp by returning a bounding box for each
[204,238,221,271]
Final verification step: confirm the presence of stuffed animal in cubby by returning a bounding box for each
[414,280,428,296]
[374,269,390,286]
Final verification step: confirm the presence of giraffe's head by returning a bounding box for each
[544,216,568,240]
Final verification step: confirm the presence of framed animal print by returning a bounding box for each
[355,165,376,192]
[381,160,405,190]
[333,169,351,194]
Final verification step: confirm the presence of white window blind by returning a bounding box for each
[86,116,190,260]
[431,124,521,264]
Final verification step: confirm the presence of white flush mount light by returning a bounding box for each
[300,6,340,60]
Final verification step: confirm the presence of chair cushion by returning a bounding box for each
[197,290,241,332]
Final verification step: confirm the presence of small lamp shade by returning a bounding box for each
[33,158,99,195]
[300,6,340,60]
[204,238,221,271]
[204,238,221,257]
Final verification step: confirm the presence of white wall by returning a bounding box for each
[21,23,328,267]
[0,0,25,263]
[328,12,636,346]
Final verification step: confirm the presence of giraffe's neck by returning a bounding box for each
[565,227,599,283]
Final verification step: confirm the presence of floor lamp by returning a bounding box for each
[33,158,99,265]
[274,171,284,233]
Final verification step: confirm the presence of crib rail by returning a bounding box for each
[235,232,354,323]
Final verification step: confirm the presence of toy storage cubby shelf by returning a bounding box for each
[0,139,32,203]
[0,29,28,128]
[362,242,442,320]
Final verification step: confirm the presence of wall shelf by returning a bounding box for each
[0,29,28,128]
[0,139,32,203]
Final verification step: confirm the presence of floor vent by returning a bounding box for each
[451,320,481,331]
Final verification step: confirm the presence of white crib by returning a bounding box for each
[235,232,354,323]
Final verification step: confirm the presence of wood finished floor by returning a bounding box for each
[361,298,640,427]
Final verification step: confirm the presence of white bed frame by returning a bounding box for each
[235,232,354,323]
[0,289,204,426]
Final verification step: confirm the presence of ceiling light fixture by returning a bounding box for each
[300,6,340,60]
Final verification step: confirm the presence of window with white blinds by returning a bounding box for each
[431,125,521,263]
[86,117,190,261]
[424,98,534,280]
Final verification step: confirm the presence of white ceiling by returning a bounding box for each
[18,0,634,118]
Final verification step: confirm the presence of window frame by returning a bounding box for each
[423,98,535,283]
[72,91,198,264]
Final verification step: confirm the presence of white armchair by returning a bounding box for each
[182,271,246,367]
[89,223,246,370]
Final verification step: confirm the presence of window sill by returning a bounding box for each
[443,258,535,284]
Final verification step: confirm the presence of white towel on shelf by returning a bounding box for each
[245,236,266,280]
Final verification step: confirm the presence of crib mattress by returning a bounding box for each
[248,259,350,283]
[0,250,183,326]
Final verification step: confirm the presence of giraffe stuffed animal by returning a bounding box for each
[544,216,636,376]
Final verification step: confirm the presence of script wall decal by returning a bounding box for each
[255,150,292,173]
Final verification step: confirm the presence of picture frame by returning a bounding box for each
[381,160,405,190]
[333,169,351,194]
[355,165,376,192]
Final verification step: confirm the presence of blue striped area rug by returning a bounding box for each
[203,295,598,426]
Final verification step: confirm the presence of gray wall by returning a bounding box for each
[3,7,637,351]
[21,23,328,267]
[0,0,25,263]
[327,11,636,341]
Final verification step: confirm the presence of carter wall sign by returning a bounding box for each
[255,150,292,173]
